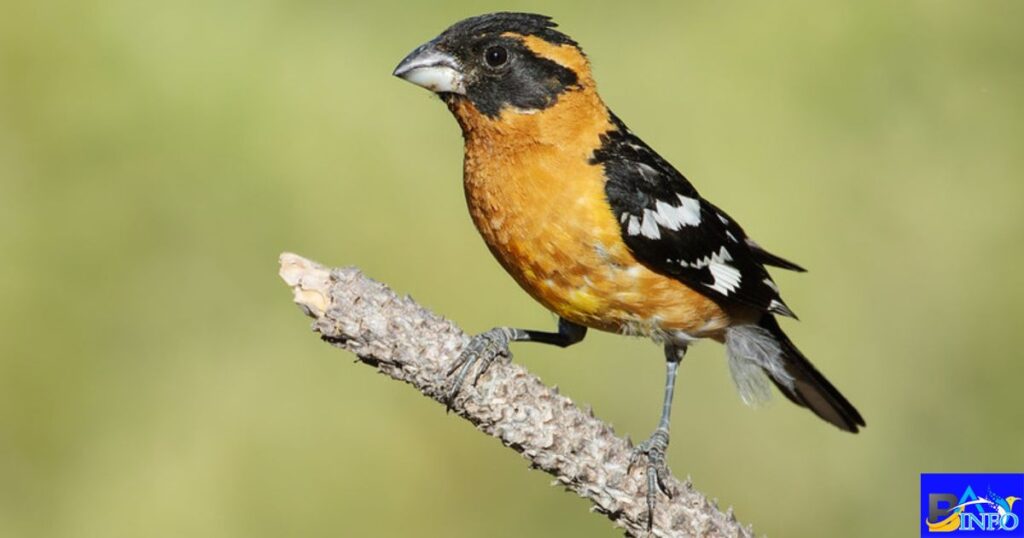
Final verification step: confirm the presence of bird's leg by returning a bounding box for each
[445,318,586,410]
[630,343,686,530]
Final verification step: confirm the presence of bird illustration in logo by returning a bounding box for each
[927,489,1021,532]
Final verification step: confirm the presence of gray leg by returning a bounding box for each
[445,318,586,410]
[631,343,686,530]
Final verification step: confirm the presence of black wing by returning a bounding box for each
[747,238,806,272]
[592,114,798,317]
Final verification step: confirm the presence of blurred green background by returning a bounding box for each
[2,0,1022,536]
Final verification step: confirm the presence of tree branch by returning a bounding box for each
[278,252,754,538]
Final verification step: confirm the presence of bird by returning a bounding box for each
[392,11,865,521]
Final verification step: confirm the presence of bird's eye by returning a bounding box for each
[484,46,508,68]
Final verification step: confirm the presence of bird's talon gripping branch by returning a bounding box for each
[631,428,673,529]
[445,327,514,410]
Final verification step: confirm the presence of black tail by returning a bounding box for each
[759,316,865,432]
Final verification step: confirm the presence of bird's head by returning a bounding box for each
[393,12,600,131]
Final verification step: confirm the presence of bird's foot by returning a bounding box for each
[630,428,673,530]
[444,327,514,411]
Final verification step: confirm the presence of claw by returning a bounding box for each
[630,428,672,530]
[444,328,513,412]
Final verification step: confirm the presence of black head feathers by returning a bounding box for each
[440,12,578,48]
[394,12,583,118]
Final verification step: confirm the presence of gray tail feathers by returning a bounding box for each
[725,316,865,433]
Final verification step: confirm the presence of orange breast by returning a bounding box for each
[452,91,729,339]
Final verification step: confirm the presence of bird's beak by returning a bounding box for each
[393,41,466,95]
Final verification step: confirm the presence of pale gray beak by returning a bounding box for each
[393,42,466,95]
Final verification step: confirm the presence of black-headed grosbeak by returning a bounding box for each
[394,11,864,516]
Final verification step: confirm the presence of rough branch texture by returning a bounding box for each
[279,252,754,538]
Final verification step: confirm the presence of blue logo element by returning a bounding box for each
[921,474,1024,536]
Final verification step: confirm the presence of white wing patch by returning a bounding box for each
[621,186,701,240]
[680,245,731,269]
[677,195,702,226]
[648,195,701,231]
[640,209,661,239]
[678,246,744,296]
[652,200,682,229]
[675,245,790,306]
[626,216,641,236]
[708,260,743,294]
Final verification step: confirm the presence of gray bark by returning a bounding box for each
[278,252,755,538]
